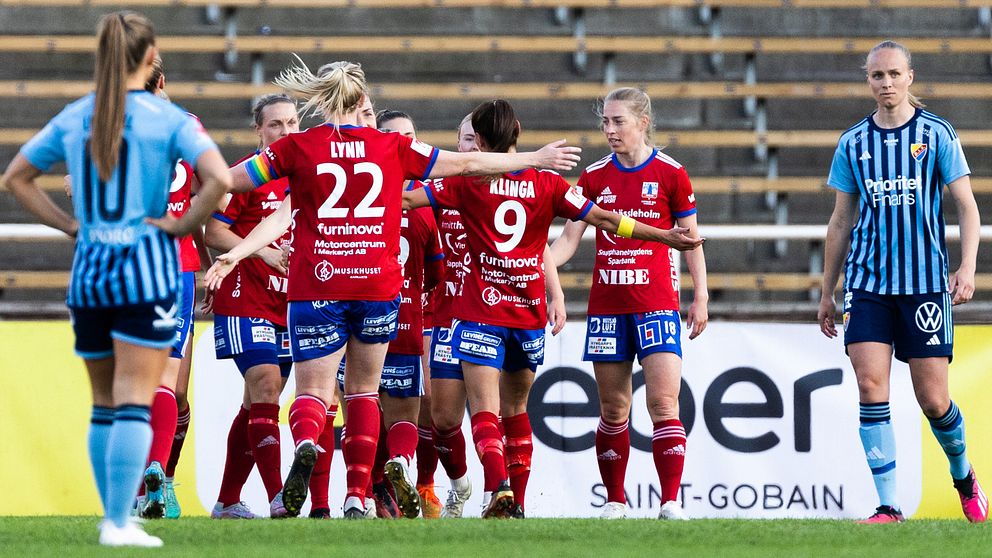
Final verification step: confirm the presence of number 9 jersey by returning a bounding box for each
[244,124,438,302]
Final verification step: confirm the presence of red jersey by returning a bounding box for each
[578,150,697,314]
[169,160,200,272]
[212,152,291,326]
[247,125,438,302]
[390,186,444,355]
[427,169,593,330]
[429,200,466,328]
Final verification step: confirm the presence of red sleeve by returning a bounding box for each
[425,177,462,212]
[219,190,247,223]
[396,134,439,182]
[422,209,445,291]
[669,166,697,218]
[576,168,594,199]
[550,173,594,221]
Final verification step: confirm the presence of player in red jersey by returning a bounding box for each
[375,109,449,518]
[205,60,582,518]
[551,87,709,520]
[136,59,214,520]
[404,99,703,518]
[204,93,308,519]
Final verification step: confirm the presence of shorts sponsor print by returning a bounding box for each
[288,297,401,362]
[429,326,463,380]
[842,289,953,363]
[213,314,292,376]
[583,311,682,362]
[451,320,545,372]
[337,353,424,398]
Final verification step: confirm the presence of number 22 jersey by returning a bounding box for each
[245,124,438,302]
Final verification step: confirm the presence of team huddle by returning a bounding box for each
[0,10,986,549]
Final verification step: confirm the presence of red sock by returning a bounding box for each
[342,393,381,501]
[596,418,630,504]
[148,386,178,467]
[165,404,190,477]
[503,413,533,509]
[433,425,468,480]
[652,419,687,503]
[372,418,388,484]
[309,405,338,510]
[248,403,282,501]
[387,421,418,463]
[289,395,326,446]
[416,424,438,487]
[470,411,506,492]
[217,407,254,506]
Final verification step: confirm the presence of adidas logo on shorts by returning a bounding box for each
[926,334,941,346]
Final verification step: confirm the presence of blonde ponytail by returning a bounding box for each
[274,56,367,125]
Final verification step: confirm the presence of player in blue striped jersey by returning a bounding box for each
[1,11,230,546]
[818,41,985,524]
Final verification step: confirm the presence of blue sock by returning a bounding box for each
[928,401,971,481]
[859,402,898,509]
[88,406,114,512]
[106,405,152,528]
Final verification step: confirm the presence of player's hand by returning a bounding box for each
[200,286,215,314]
[817,295,837,338]
[662,227,705,251]
[63,174,72,198]
[205,253,239,292]
[535,139,581,172]
[548,295,567,336]
[146,213,187,237]
[686,299,708,340]
[949,266,975,305]
[280,241,292,270]
[257,246,288,275]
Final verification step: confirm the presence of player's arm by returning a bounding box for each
[427,140,581,177]
[149,149,230,237]
[1,154,77,237]
[549,219,588,267]
[947,175,979,305]
[818,191,858,338]
[424,256,445,293]
[403,187,430,211]
[677,212,708,340]
[544,244,567,335]
[205,195,293,290]
[204,212,286,274]
[580,205,703,251]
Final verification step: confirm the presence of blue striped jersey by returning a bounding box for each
[20,91,217,308]
[827,108,970,295]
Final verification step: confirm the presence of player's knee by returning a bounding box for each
[916,394,950,419]
[647,395,679,422]
[248,375,282,403]
[599,401,630,424]
[856,375,887,400]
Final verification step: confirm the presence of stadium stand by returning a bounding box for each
[1,2,990,319]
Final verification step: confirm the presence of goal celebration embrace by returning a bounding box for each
[0,5,988,552]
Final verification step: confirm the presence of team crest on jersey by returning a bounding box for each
[482,286,502,306]
[911,143,928,163]
[314,261,335,282]
[641,182,658,200]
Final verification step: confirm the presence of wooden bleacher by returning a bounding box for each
[1,0,990,8]
[1,35,991,55]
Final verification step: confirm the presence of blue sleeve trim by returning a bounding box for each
[673,208,697,218]
[575,201,594,221]
[420,148,440,181]
[425,185,439,211]
[426,252,445,262]
[212,212,234,224]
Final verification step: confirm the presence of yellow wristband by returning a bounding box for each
[617,215,636,238]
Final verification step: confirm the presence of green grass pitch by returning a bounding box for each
[0,517,989,557]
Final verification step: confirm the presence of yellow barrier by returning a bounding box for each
[916,325,992,518]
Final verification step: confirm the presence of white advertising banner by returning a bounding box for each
[193,321,921,518]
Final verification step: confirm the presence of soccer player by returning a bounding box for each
[205,93,302,519]
[818,41,985,524]
[404,99,703,518]
[550,87,708,521]
[377,110,445,519]
[1,11,229,546]
[204,59,582,518]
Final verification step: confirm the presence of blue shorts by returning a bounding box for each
[70,295,180,359]
[583,311,683,362]
[170,272,196,359]
[337,353,424,398]
[451,320,545,373]
[214,314,293,377]
[288,298,400,362]
[843,289,953,363]
[429,326,463,380]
